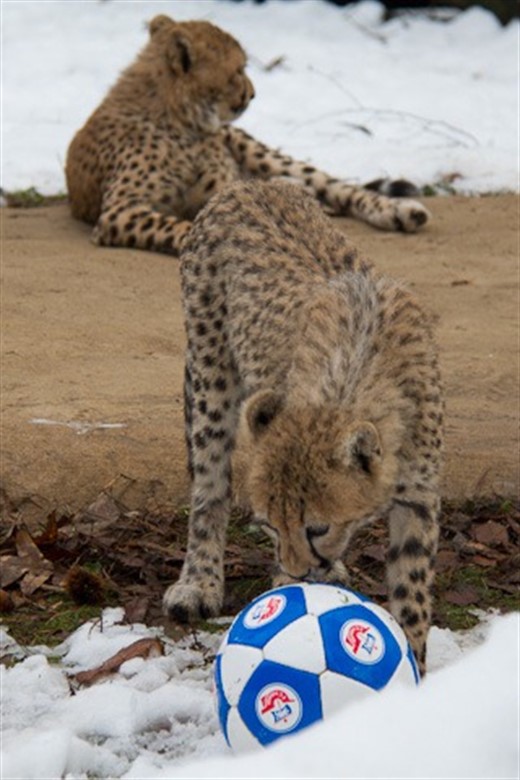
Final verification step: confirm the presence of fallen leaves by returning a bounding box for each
[472,520,510,547]
[0,475,189,632]
[0,589,14,613]
[0,528,54,595]
[444,586,481,607]
[0,476,518,643]
[336,499,520,618]
[73,637,164,686]
[124,596,151,624]
[433,501,520,616]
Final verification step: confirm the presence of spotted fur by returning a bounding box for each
[165,180,443,675]
[65,15,431,256]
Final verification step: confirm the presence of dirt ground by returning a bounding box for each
[1,195,518,520]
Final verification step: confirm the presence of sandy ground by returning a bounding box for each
[1,195,518,518]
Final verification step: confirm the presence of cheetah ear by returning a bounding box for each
[167,32,193,75]
[148,16,192,74]
[341,422,382,476]
[148,15,175,38]
[244,390,284,440]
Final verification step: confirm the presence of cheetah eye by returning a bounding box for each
[306,525,330,541]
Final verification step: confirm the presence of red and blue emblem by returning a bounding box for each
[340,618,385,664]
[256,683,302,733]
[244,594,287,628]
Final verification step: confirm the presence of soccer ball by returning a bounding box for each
[214,583,419,751]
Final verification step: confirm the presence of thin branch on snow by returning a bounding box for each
[343,12,388,45]
[306,65,364,109]
[294,106,479,149]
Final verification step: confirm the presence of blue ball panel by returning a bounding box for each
[214,653,231,746]
[319,604,402,690]
[238,660,322,746]
[406,643,420,684]
[227,586,307,649]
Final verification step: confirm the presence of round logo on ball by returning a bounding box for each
[340,618,385,664]
[256,683,302,733]
[243,594,286,628]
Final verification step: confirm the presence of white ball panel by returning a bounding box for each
[214,584,419,753]
[216,629,229,654]
[220,644,263,706]
[391,655,419,688]
[367,602,409,653]
[319,669,374,719]
[303,583,363,617]
[226,706,261,753]
[263,614,326,674]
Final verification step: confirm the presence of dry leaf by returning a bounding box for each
[472,521,509,548]
[472,554,501,568]
[74,492,122,535]
[444,586,480,606]
[20,571,54,596]
[435,550,460,572]
[0,556,29,588]
[73,637,164,686]
[124,596,150,623]
[487,581,519,595]
[32,511,59,548]
[361,544,386,563]
[0,589,15,613]
[15,528,54,595]
[16,528,46,564]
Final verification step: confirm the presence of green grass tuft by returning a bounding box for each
[5,187,67,208]
[1,594,109,648]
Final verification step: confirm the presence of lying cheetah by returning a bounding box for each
[165,180,443,674]
[65,15,431,257]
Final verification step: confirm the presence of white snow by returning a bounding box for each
[1,0,518,196]
[1,1,519,777]
[1,608,518,779]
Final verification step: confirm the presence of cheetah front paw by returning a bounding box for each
[162,578,224,623]
[392,199,431,232]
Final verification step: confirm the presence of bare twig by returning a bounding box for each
[306,65,363,108]
[343,11,388,44]
[294,106,479,149]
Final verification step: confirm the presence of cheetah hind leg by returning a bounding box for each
[387,501,439,676]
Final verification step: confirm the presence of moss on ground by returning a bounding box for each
[4,187,67,208]
[2,596,105,648]
[1,498,517,647]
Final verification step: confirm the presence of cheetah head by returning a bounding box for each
[239,389,400,581]
[145,15,255,131]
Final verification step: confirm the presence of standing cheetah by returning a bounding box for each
[65,14,431,257]
[165,180,443,675]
